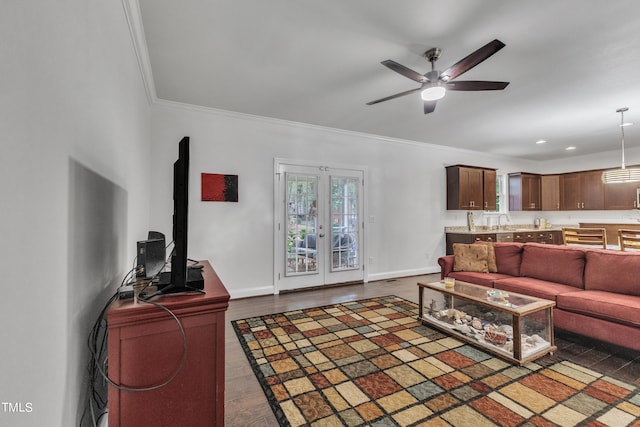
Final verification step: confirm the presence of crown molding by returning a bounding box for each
[152,98,473,153]
[152,99,527,163]
[121,0,157,105]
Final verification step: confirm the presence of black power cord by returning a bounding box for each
[88,298,187,393]
[80,259,188,427]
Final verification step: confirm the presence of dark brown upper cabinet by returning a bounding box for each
[541,174,561,211]
[509,173,541,211]
[603,179,640,210]
[446,165,497,210]
[560,171,604,210]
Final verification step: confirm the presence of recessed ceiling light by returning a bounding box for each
[536,140,547,145]
[566,146,576,151]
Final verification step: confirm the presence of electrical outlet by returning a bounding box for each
[368,257,374,264]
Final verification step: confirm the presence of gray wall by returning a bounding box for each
[1,1,152,426]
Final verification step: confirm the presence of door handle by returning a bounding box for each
[318,234,325,238]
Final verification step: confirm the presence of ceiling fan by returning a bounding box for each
[366,39,509,114]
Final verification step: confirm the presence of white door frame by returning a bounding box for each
[273,158,368,294]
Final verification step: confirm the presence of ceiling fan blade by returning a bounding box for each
[366,87,422,105]
[439,39,506,82]
[381,60,428,83]
[446,81,510,91]
[423,100,437,114]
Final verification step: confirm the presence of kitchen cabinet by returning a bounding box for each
[508,173,541,211]
[541,175,560,211]
[445,232,497,255]
[550,230,564,244]
[445,230,560,254]
[513,230,560,244]
[496,232,514,243]
[603,179,640,210]
[581,171,605,209]
[446,165,497,210]
[483,169,497,210]
[560,173,580,210]
[487,165,640,213]
[560,171,604,210]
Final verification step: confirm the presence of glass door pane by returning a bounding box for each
[330,176,359,271]
[285,173,318,276]
[276,161,364,292]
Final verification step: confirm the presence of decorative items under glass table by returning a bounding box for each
[418,280,556,365]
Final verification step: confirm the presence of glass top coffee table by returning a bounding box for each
[418,280,556,365]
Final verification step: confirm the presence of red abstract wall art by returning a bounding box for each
[201,173,238,202]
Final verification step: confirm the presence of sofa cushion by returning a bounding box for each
[519,243,586,288]
[474,241,497,272]
[448,271,512,288]
[493,242,524,276]
[557,290,640,328]
[493,277,578,302]
[453,243,488,273]
[583,250,640,296]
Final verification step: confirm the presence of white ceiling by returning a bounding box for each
[138,0,640,161]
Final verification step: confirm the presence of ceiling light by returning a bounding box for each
[421,85,446,101]
[536,140,547,145]
[602,107,640,184]
[566,146,576,151]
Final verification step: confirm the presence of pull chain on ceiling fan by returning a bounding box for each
[366,39,510,114]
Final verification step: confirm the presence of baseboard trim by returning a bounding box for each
[227,265,441,300]
[367,266,440,282]
[229,285,275,300]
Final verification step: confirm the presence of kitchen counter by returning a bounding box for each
[444,225,571,255]
[444,225,569,234]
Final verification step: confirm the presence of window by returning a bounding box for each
[488,174,508,213]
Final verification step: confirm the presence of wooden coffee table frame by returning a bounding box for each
[418,280,556,365]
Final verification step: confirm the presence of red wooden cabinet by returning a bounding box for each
[107,261,230,427]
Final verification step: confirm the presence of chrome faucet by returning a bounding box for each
[497,214,509,230]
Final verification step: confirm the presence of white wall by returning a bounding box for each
[1,1,151,426]
[149,102,539,298]
[5,2,637,426]
[150,103,640,300]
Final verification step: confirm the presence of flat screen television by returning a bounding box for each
[156,136,204,295]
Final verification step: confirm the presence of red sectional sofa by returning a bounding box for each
[438,242,640,351]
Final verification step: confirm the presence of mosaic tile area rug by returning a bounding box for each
[232,296,640,426]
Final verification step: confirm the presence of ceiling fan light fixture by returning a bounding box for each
[421,85,446,101]
[602,107,640,184]
[366,39,507,114]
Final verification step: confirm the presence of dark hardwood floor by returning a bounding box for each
[224,273,640,426]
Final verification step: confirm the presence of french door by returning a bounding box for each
[275,161,364,292]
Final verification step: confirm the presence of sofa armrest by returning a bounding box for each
[438,255,455,279]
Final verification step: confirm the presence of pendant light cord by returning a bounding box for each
[620,108,627,169]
